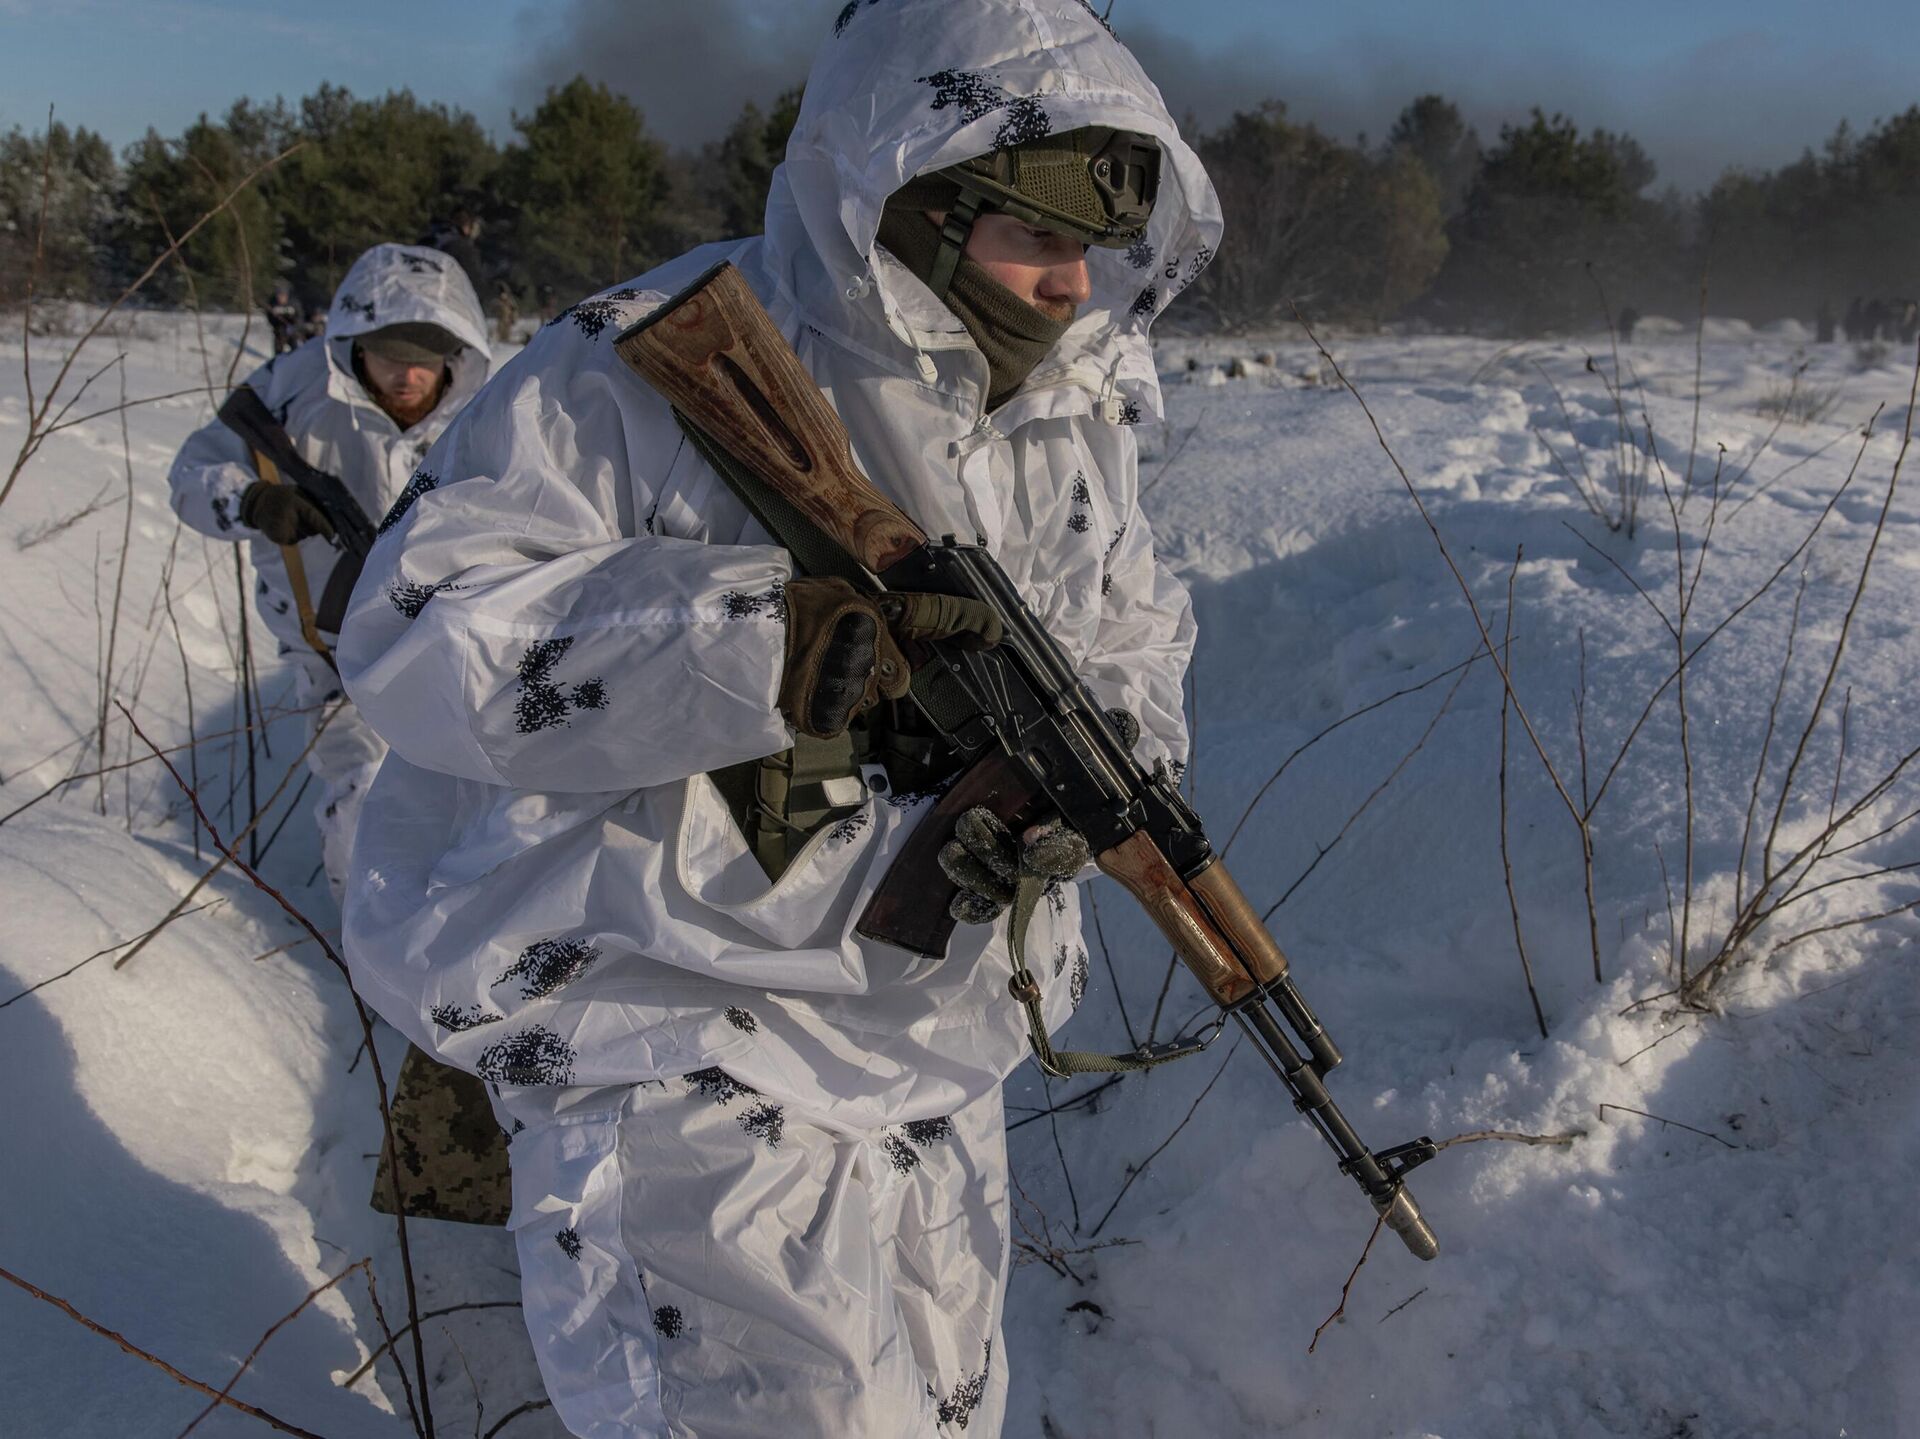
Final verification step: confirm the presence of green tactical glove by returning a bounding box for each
[938,806,1091,925]
[778,578,1006,740]
[779,577,914,739]
[238,480,334,546]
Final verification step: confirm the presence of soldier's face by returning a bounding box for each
[360,350,447,427]
[945,212,1092,323]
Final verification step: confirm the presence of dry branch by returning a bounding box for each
[1309,1213,1384,1354]
[1090,1038,1239,1237]
[1432,1128,1586,1150]
[0,1265,329,1438]
[1596,1102,1737,1149]
[176,1259,371,1438]
[1496,551,1548,1037]
[481,1399,553,1439]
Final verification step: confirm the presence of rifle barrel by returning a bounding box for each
[1235,998,1438,1260]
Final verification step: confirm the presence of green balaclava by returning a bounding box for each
[876,199,1071,410]
[876,126,1161,411]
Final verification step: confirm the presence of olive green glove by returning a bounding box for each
[938,806,1091,925]
[778,577,911,740]
[238,481,334,546]
[778,578,1006,739]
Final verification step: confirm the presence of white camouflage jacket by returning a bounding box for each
[168,243,490,657]
[338,0,1223,1131]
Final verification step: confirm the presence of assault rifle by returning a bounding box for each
[615,263,1438,1259]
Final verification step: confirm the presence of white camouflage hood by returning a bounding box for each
[769,0,1223,424]
[325,241,491,369]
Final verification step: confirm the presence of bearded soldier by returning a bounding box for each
[170,242,491,893]
[338,3,1220,1433]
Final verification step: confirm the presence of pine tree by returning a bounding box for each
[0,118,119,304]
[495,78,666,303]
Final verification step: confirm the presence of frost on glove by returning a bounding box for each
[938,806,1090,925]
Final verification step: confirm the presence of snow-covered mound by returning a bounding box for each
[2,312,1914,1437]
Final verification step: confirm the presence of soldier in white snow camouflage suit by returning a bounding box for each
[169,242,491,894]
[337,3,1221,1434]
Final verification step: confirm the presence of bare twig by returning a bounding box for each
[1222,642,1492,862]
[0,1265,328,1438]
[1085,887,1136,1050]
[1309,1213,1384,1354]
[113,709,333,970]
[1736,575,1808,915]
[0,705,321,828]
[1262,656,1469,919]
[1293,306,1602,990]
[1496,551,1548,1037]
[1684,252,1709,500]
[1138,403,1212,498]
[1769,896,1920,954]
[439,1327,484,1439]
[1596,1102,1737,1149]
[363,1267,424,1439]
[1006,1074,1128,1133]
[1586,406,1882,818]
[1040,1074,1084,1232]
[338,1302,524,1389]
[1762,357,1914,883]
[1090,1038,1239,1237]
[97,364,137,808]
[1618,1023,1693,1067]
[0,901,224,1012]
[481,1399,553,1439]
[1432,1128,1585,1151]
[176,1258,372,1438]
[1378,1287,1428,1324]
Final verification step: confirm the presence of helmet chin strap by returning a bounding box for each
[927,188,986,301]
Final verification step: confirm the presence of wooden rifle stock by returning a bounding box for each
[615,261,928,574]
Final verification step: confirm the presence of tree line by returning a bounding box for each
[3,80,1918,335]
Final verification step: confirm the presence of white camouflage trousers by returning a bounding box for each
[503,1075,1011,1438]
[291,652,385,901]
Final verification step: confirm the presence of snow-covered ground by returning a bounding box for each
[2,309,1915,1438]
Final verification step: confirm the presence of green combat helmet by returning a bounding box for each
[898,126,1162,299]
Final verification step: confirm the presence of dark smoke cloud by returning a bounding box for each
[1119,20,1913,193]
[509,0,837,149]
[509,1,1911,193]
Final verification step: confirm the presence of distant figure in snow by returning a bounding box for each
[1896,299,1920,346]
[300,305,328,344]
[1863,298,1888,342]
[492,279,518,345]
[1816,300,1836,344]
[420,205,486,294]
[1844,297,1864,343]
[1616,305,1640,343]
[264,282,301,355]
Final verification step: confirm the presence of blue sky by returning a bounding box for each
[5,0,1918,191]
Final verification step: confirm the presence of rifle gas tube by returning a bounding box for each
[615,263,1439,1260]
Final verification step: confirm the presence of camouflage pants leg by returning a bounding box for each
[371,1043,514,1226]
[505,1078,1010,1438]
